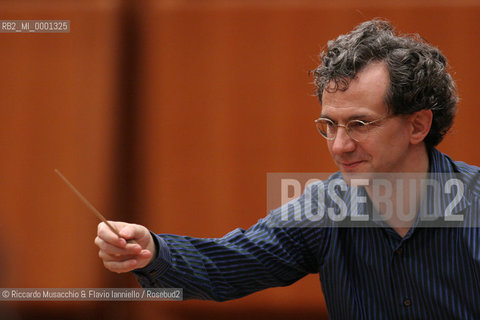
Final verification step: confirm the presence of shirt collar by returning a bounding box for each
[342,148,471,228]
[422,148,471,218]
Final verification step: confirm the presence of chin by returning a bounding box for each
[340,171,374,185]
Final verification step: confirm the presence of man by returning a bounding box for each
[95,19,480,319]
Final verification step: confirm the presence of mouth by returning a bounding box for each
[338,160,365,171]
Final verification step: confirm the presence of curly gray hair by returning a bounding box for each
[313,19,458,149]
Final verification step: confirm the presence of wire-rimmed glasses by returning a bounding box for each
[314,115,389,142]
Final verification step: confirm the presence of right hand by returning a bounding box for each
[95,221,157,273]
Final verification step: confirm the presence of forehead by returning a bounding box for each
[321,62,390,119]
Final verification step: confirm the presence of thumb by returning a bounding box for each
[119,224,146,241]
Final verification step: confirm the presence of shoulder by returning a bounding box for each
[452,160,480,200]
[435,149,480,199]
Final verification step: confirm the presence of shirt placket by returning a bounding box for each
[385,229,416,320]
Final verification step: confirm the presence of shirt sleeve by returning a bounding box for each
[132,182,330,301]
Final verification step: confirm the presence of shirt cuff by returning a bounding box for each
[132,232,172,287]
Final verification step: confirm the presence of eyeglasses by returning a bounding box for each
[314,115,389,142]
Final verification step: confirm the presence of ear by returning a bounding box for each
[409,109,433,145]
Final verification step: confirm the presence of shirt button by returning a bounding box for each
[403,298,412,307]
[395,247,404,255]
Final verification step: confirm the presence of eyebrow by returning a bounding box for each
[319,113,372,122]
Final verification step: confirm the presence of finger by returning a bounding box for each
[99,248,154,272]
[103,259,139,274]
[139,249,153,260]
[98,249,140,262]
[97,222,127,248]
[95,236,142,255]
[100,249,152,264]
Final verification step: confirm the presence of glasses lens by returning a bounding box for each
[347,120,371,141]
[316,119,335,139]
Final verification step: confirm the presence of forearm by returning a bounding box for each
[132,223,318,301]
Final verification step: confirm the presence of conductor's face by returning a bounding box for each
[320,62,413,177]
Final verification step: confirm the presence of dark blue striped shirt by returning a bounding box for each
[134,149,480,319]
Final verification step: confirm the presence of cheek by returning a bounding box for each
[353,143,371,159]
[359,133,394,158]
[386,126,411,149]
[326,141,333,152]
[370,127,410,158]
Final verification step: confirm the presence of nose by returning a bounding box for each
[330,127,356,155]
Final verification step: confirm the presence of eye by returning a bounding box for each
[348,120,368,133]
[326,121,336,129]
[348,120,368,129]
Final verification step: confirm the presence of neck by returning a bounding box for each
[403,143,430,173]
[365,144,430,237]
